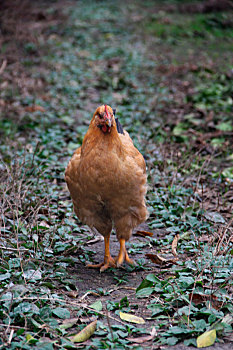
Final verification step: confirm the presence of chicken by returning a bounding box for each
[65,105,148,272]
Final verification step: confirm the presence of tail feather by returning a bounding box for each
[115,118,124,135]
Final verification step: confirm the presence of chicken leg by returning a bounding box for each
[87,234,116,272]
[115,238,135,267]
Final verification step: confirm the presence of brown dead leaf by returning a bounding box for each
[66,290,79,298]
[79,316,96,323]
[25,105,45,113]
[199,234,212,242]
[172,233,180,256]
[135,230,153,238]
[127,335,154,344]
[146,253,178,266]
[127,327,157,343]
[146,253,167,265]
[189,293,221,309]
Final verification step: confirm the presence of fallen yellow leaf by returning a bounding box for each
[119,311,145,324]
[197,329,216,348]
[71,320,97,343]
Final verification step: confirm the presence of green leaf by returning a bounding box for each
[166,336,178,346]
[26,334,37,344]
[204,211,225,223]
[89,300,103,311]
[52,307,70,319]
[146,274,159,283]
[184,338,197,346]
[136,287,154,297]
[14,302,40,316]
[216,121,232,131]
[136,279,153,292]
[23,269,42,280]
[0,272,11,281]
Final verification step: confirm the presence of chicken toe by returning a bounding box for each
[87,255,116,272]
[115,238,135,267]
[86,234,116,272]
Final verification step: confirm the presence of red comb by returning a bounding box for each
[105,105,109,117]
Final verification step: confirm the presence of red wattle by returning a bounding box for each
[102,125,107,133]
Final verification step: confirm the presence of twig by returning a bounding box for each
[105,306,114,344]
[8,329,14,345]
[79,291,100,301]
[0,295,128,326]
[214,218,233,256]
[82,304,127,325]
[0,246,29,252]
[0,59,7,75]
[0,324,28,330]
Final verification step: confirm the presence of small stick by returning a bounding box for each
[1,295,128,326]
[8,329,14,345]
[0,59,7,75]
[0,246,29,252]
[105,306,114,344]
[0,324,28,330]
[214,218,233,256]
[79,291,100,301]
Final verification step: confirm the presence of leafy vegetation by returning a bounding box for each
[0,0,232,349]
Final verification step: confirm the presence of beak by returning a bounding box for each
[104,117,112,128]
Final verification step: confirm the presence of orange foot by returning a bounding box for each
[87,255,116,272]
[115,238,136,268]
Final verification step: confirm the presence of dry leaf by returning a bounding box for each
[135,230,153,238]
[189,293,221,310]
[71,320,97,343]
[189,293,217,305]
[25,105,45,113]
[79,316,96,323]
[0,59,7,75]
[222,314,233,325]
[66,290,79,298]
[127,335,153,344]
[119,312,145,324]
[197,329,216,348]
[146,253,168,265]
[127,327,157,343]
[204,211,225,224]
[86,236,102,245]
[172,234,180,256]
[60,317,79,330]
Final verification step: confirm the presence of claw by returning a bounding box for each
[87,255,116,272]
[125,251,136,266]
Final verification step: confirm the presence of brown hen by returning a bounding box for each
[65,105,148,272]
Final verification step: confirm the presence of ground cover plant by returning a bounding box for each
[0,0,232,349]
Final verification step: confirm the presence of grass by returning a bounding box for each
[0,0,232,348]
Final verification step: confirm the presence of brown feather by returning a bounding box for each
[65,105,148,249]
